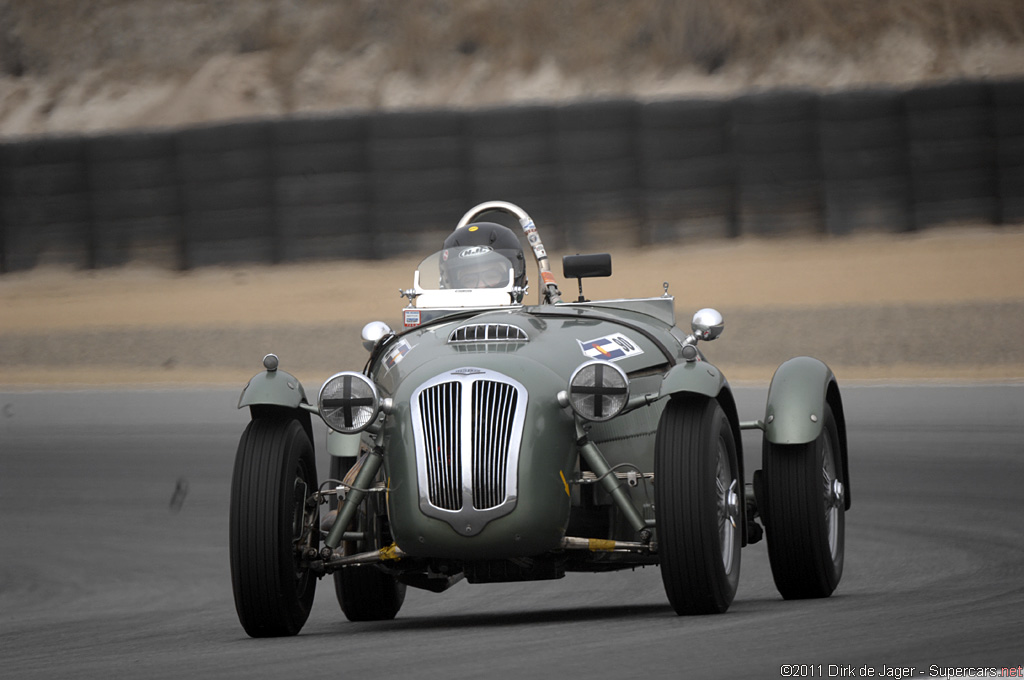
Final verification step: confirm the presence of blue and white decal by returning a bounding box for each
[404,309,422,328]
[578,333,644,362]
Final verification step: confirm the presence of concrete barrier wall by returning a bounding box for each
[1,78,1022,272]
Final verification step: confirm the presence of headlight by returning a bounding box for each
[318,372,380,434]
[567,360,629,422]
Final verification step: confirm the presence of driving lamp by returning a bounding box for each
[567,360,629,422]
[318,372,380,434]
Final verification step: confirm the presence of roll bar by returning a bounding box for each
[456,201,562,304]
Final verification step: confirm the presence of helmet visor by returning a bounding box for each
[441,246,514,289]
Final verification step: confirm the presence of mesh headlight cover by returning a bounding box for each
[568,360,629,422]
[318,372,380,434]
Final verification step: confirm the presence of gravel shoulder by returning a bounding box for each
[3,224,1023,387]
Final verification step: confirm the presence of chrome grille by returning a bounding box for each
[418,381,463,511]
[411,368,528,535]
[471,380,519,509]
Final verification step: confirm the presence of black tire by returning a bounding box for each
[655,394,742,615]
[329,455,407,622]
[762,403,845,600]
[230,418,319,637]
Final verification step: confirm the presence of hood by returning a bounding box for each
[370,303,683,398]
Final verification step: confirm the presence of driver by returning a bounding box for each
[443,247,512,289]
[440,222,527,290]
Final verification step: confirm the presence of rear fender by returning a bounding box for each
[764,356,850,509]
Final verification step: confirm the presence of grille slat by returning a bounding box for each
[446,383,461,510]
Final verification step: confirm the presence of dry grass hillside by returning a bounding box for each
[2,0,1024,136]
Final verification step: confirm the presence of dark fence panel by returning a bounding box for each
[992,80,1024,223]
[176,121,276,268]
[818,89,911,235]
[638,98,735,243]
[467,105,558,241]
[1,78,1022,273]
[904,82,998,228]
[553,99,640,250]
[368,110,468,258]
[732,90,822,236]
[0,136,91,270]
[271,115,371,261]
[86,130,182,267]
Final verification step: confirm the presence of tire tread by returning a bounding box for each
[230,418,317,637]
[655,394,740,615]
[762,405,844,599]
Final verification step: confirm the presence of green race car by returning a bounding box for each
[230,201,851,637]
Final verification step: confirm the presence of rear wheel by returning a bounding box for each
[230,417,319,637]
[329,455,407,621]
[762,403,845,599]
[655,394,741,615]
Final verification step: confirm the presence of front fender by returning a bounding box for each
[238,369,314,444]
[238,369,308,410]
[658,361,740,445]
[659,360,726,400]
[657,358,746,543]
[763,356,850,509]
[764,356,837,446]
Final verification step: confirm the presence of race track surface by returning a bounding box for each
[1,384,1022,679]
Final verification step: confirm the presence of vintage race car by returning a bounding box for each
[229,200,850,637]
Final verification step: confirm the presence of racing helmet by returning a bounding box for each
[441,222,527,289]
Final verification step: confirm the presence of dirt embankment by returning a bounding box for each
[2,0,1024,137]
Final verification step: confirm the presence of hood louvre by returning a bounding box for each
[448,323,528,344]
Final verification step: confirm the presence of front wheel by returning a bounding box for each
[654,394,741,615]
[230,417,319,637]
[762,403,845,599]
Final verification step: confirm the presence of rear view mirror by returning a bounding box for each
[563,253,612,279]
[563,254,612,302]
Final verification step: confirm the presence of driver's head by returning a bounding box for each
[442,222,527,289]
[441,246,512,289]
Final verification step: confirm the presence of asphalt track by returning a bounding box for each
[1,384,1022,679]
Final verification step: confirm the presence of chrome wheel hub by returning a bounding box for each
[716,442,739,574]
[821,438,841,560]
